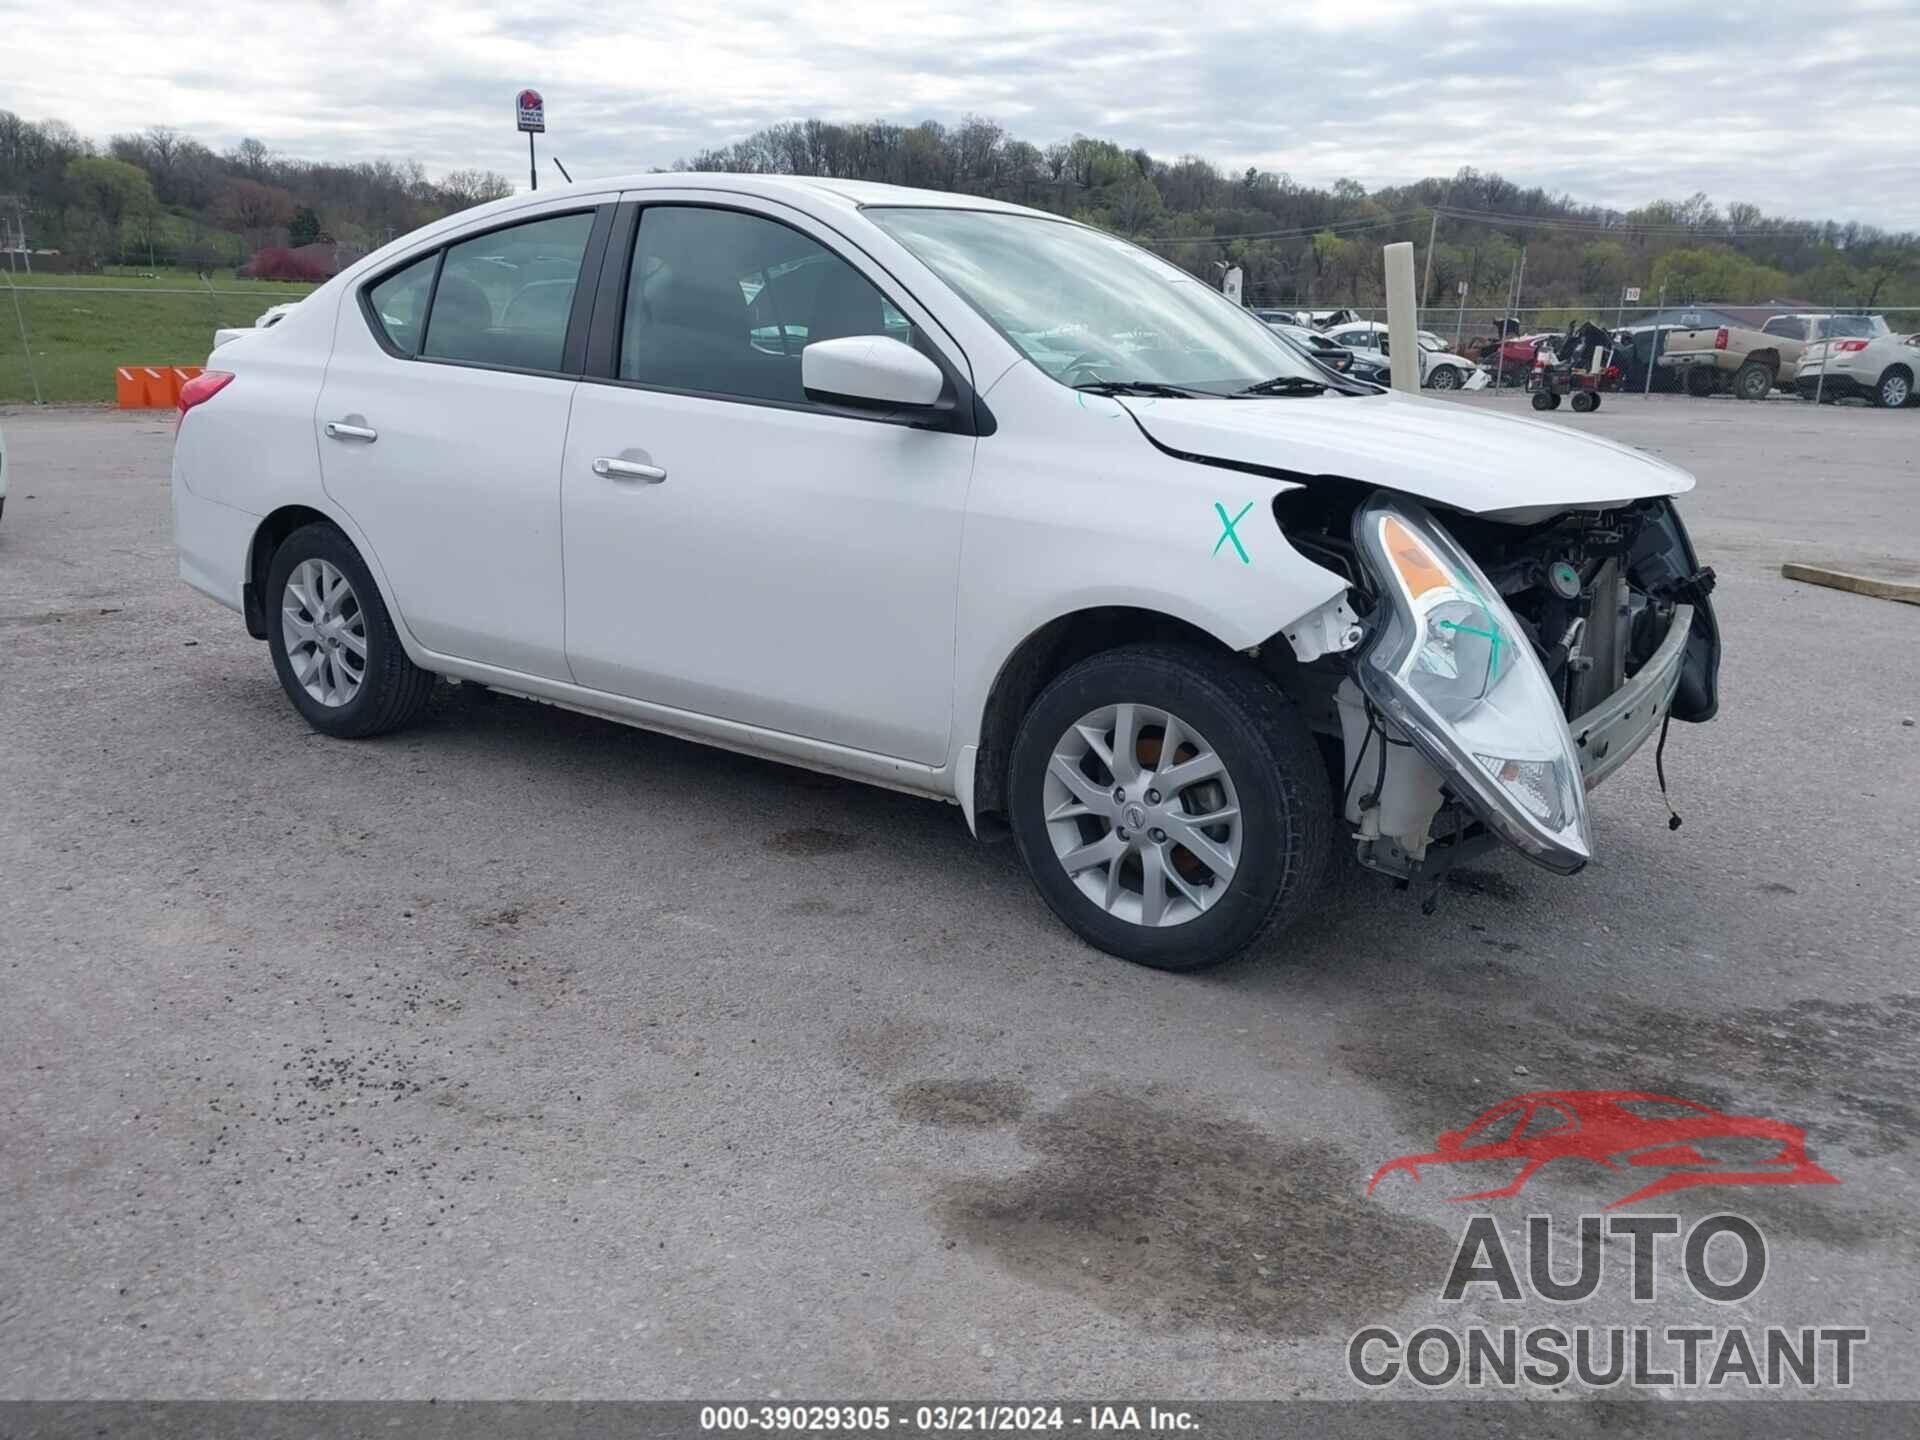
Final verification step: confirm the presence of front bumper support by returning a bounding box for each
[1569,603,1694,789]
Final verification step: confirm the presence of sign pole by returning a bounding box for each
[515,88,546,194]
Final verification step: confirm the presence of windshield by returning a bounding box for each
[866,207,1322,393]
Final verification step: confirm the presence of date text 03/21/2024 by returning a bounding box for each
[698,1405,1198,1432]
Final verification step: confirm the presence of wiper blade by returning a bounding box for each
[1072,379,1210,398]
[1234,375,1329,396]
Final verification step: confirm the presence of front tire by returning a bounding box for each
[1684,367,1715,398]
[266,523,434,738]
[1428,365,1462,391]
[1007,644,1330,971]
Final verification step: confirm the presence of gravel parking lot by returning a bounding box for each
[3,394,1918,1401]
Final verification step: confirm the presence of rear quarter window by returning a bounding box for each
[365,254,437,357]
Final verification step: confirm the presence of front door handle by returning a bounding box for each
[324,420,378,442]
[593,457,667,483]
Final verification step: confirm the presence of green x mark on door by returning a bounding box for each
[1213,501,1254,564]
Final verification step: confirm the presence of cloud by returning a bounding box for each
[9,0,1919,227]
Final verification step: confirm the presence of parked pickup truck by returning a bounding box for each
[1661,313,1889,399]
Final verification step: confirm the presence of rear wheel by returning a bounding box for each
[1733,361,1773,401]
[1570,391,1598,413]
[1007,644,1330,971]
[1876,368,1913,409]
[1684,367,1715,398]
[266,523,435,738]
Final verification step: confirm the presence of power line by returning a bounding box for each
[1137,210,1429,246]
[1433,206,1834,240]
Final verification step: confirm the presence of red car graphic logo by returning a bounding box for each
[1368,1091,1839,1210]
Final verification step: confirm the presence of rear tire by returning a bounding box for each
[265,523,435,738]
[1007,644,1330,971]
[1733,361,1773,401]
[1876,368,1913,409]
[1683,367,1715,398]
[1571,391,1597,413]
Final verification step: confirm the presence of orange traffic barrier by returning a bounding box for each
[113,365,183,408]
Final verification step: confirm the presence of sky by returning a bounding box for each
[7,0,1920,229]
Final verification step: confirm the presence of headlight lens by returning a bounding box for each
[1353,497,1591,872]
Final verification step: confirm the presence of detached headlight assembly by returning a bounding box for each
[1352,495,1591,873]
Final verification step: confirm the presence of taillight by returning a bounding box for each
[176,370,234,432]
[1836,340,1870,353]
[1713,327,1728,350]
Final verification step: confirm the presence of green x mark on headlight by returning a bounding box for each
[1351,495,1591,873]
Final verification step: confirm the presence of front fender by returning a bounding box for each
[952,365,1351,756]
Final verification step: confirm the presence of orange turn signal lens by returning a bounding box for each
[1380,514,1452,600]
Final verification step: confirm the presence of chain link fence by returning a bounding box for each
[2,273,319,405]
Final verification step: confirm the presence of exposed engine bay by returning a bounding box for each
[1268,484,1721,885]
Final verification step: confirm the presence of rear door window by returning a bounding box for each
[422,211,595,374]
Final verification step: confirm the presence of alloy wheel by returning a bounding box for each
[1041,702,1242,927]
[1882,374,1911,408]
[281,558,367,707]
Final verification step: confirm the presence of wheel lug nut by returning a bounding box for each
[1146,789,1161,804]
[1112,787,1126,803]
[1150,827,1167,844]
[1116,826,1132,842]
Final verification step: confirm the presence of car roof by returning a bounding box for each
[592,172,1052,220]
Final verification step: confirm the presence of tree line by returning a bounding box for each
[0,112,513,273]
[5,107,1916,313]
[678,117,1920,315]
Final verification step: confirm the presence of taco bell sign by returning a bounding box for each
[516,89,545,134]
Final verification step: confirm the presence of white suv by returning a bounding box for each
[1795,331,1919,408]
[173,176,1720,969]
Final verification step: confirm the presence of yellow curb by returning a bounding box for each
[1781,563,1920,606]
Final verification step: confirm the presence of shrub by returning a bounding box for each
[243,247,331,282]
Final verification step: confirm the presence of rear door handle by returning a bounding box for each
[593,457,667,483]
[324,421,378,442]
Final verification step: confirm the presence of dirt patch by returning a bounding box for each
[1445,868,1527,903]
[836,1018,943,1081]
[893,1078,1030,1129]
[936,1088,1445,1337]
[765,826,864,857]
[1340,982,1920,1247]
[1346,988,1920,1161]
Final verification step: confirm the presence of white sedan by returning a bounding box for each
[1325,322,1480,390]
[1794,331,1918,408]
[172,175,1720,970]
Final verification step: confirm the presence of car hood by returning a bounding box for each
[1119,390,1693,516]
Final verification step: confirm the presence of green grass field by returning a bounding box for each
[1,269,321,405]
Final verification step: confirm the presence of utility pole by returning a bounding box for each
[1419,208,1439,319]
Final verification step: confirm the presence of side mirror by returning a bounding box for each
[802,335,945,411]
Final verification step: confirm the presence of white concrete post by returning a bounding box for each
[1383,241,1419,393]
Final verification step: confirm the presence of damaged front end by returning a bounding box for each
[1273,486,1719,888]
